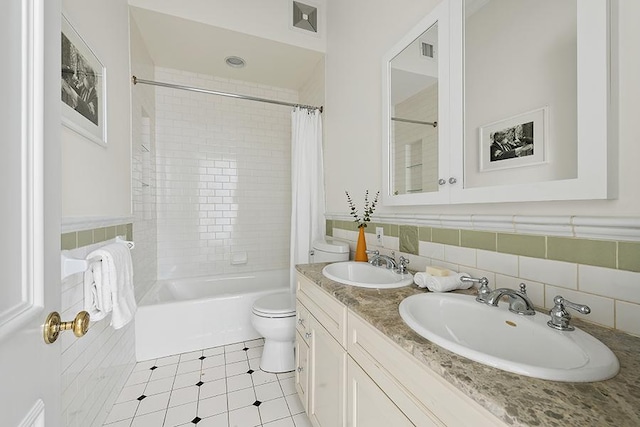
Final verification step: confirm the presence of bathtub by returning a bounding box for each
[135,269,289,361]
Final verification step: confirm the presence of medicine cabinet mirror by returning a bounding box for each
[382,0,615,206]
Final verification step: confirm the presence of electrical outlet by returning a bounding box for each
[376,227,384,245]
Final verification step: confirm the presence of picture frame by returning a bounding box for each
[479,107,547,173]
[61,14,107,147]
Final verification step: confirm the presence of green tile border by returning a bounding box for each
[330,221,636,273]
[61,223,133,250]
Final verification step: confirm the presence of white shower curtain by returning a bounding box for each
[290,107,325,289]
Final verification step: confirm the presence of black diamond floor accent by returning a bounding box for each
[149,366,157,370]
[243,347,249,351]
[253,400,262,407]
[191,416,201,424]
[136,395,146,401]
[196,381,204,387]
[199,356,206,360]
[247,369,254,374]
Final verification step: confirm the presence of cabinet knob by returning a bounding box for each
[297,366,304,373]
[305,332,312,339]
[449,177,457,184]
[438,178,446,186]
[297,318,305,325]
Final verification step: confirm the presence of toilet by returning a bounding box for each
[251,240,349,373]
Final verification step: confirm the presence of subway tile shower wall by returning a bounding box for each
[154,68,296,279]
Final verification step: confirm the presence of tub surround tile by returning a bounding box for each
[418,241,445,261]
[615,301,640,337]
[61,232,77,250]
[476,250,518,277]
[443,245,476,268]
[296,263,640,427]
[77,229,94,247]
[325,220,333,237]
[418,226,431,242]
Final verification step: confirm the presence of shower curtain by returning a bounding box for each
[290,107,326,289]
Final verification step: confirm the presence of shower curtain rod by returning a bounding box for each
[132,76,323,113]
[391,117,437,127]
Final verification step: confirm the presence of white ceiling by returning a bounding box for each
[129,6,325,90]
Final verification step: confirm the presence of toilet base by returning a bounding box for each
[260,340,295,373]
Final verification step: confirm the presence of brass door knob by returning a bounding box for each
[43,311,90,344]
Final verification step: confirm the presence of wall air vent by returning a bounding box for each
[293,1,318,33]
[421,42,434,58]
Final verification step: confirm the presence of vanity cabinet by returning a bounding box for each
[296,274,347,427]
[296,272,508,427]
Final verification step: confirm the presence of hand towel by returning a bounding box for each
[83,259,111,321]
[414,272,473,292]
[85,241,137,329]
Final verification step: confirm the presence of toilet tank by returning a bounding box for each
[311,239,349,263]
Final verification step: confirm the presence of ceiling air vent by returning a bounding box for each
[421,42,434,58]
[293,1,318,33]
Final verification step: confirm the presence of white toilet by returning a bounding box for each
[251,239,349,373]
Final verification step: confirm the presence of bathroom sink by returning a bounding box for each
[322,261,413,289]
[399,293,619,382]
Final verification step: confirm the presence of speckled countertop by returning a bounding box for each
[296,263,640,427]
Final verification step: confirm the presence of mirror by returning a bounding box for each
[382,0,614,206]
[463,0,577,189]
[389,23,439,196]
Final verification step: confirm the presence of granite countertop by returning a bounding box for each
[296,263,640,427]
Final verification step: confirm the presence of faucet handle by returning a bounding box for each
[397,256,410,274]
[547,296,591,331]
[366,250,379,256]
[519,283,527,295]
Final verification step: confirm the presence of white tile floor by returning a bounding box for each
[103,339,312,427]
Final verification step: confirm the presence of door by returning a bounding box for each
[346,357,417,427]
[0,0,62,426]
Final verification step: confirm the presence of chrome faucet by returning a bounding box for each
[460,276,491,303]
[369,254,397,270]
[547,296,591,331]
[486,284,536,315]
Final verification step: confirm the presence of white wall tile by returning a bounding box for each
[477,250,518,277]
[155,67,296,279]
[579,265,640,304]
[419,241,444,261]
[444,245,476,268]
[519,257,577,289]
[615,301,640,337]
[544,285,615,328]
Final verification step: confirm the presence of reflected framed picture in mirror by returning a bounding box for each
[478,107,547,173]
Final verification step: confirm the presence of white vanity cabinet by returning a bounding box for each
[296,274,347,427]
[296,272,509,427]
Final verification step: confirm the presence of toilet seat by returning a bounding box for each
[252,292,295,318]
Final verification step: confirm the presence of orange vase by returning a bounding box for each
[354,226,368,262]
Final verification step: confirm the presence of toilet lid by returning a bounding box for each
[253,292,295,317]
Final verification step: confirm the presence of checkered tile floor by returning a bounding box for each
[103,339,311,427]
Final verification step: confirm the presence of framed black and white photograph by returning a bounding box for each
[61,15,107,146]
[479,107,547,172]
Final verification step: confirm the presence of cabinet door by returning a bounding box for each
[347,357,417,427]
[308,317,346,427]
[295,331,310,412]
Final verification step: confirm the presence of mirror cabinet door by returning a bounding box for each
[383,0,614,206]
[382,1,450,206]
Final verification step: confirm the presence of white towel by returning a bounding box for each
[83,259,111,321]
[84,241,137,329]
[414,272,473,292]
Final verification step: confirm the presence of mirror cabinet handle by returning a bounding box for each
[438,179,446,186]
[448,177,457,184]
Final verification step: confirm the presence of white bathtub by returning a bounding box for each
[135,269,289,361]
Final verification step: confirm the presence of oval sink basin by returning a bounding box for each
[399,293,619,382]
[322,261,413,289]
